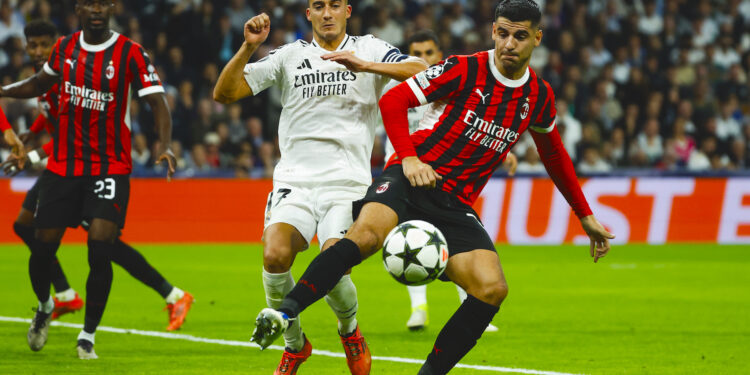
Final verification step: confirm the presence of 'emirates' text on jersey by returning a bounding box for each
[43,31,164,176]
[244,34,414,186]
[398,50,557,205]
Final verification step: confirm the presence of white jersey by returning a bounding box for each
[244,34,415,186]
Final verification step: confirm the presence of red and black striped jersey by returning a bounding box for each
[43,31,164,176]
[387,51,556,205]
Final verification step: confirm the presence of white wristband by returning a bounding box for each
[28,150,41,165]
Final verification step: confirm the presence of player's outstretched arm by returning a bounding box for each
[530,127,614,262]
[144,93,176,181]
[0,70,57,99]
[322,52,427,81]
[213,13,271,103]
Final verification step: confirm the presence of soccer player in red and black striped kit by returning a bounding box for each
[3,19,193,337]
[0,1,184,359]
[251,1,615,373]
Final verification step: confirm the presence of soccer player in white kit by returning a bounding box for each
[381,30,515,333]
[213,1,427,374]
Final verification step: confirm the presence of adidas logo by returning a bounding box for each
[296,58,312,70]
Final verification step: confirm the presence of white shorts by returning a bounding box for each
[263,182,368,247]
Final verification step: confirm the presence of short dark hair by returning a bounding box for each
[24,19,57,39]
[407,30,440,50]
[495,0,542,28]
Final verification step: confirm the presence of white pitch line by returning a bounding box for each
[0,316,581,375]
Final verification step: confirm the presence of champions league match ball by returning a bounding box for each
[382,220,449,286]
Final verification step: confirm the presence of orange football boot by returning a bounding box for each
[340,326,371,375]
[51,293,84,320]
[165,292,194,331]
[275,336,313,375]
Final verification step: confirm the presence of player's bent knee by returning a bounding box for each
[263,244,295,273]
[347,223,384,258]
[475,282,509,306]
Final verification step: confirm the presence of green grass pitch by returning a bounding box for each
[0,243,748,374]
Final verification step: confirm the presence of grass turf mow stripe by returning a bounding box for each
[0,316,580,375]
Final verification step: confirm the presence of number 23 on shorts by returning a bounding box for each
[94,178,116,200]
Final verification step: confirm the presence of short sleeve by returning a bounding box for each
[243,44,290,95]
[404,56,465,106]
[43,36,64,76]
[529,81,557,134]
[129,44,165,97]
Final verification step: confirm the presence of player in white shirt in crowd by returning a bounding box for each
[213,1,427,374]
[380,30,514,332]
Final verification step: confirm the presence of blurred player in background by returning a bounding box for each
[387,30,514,332]
[0,0,186,359]
[214,0,426,373]
[3,18,193,330]
[251,0,615,373]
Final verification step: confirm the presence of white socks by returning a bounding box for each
[262,269,304,352]
[55,288,77,303]
[78,330,96,344]
[39,296,54,314]
[325,274,358,336]
[456,285,468,302]
[407,285,427,308]
[165,287,185,304]
[408,285,469,308]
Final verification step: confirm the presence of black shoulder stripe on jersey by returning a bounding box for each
[80,47,98,176]
[97,43,117,176]
[114,40,133,163]
[527,76,549,127]
[65,40,83,176]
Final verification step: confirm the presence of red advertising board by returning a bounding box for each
[0,177,748,244]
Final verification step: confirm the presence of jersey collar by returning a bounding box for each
[79,31,120,52]
[311,34,351,51]
[488,49,529,88]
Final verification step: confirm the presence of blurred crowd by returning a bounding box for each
[1,0,750,177]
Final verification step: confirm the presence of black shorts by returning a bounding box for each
[34,170,130,229]
[353,164,495,260]
[22,179,41,212]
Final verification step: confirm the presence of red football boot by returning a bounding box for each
[340,326,371,375]
[274,336,313,375]
[166,292,194,331]
[51,293,84,320]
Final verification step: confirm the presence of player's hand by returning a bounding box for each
[3,129,26,169]
[402,156,442,189]
[2,153,26,176]
[321,51,371,73]
[244,13,271,46]
[155,148,177,182]
[580,215,615,263]
[502,153,517,176]
[18,131,32,144]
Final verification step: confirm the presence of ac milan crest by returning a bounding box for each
[376,181,391,194]
[521,102,530,119]
[106,65,115,80]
